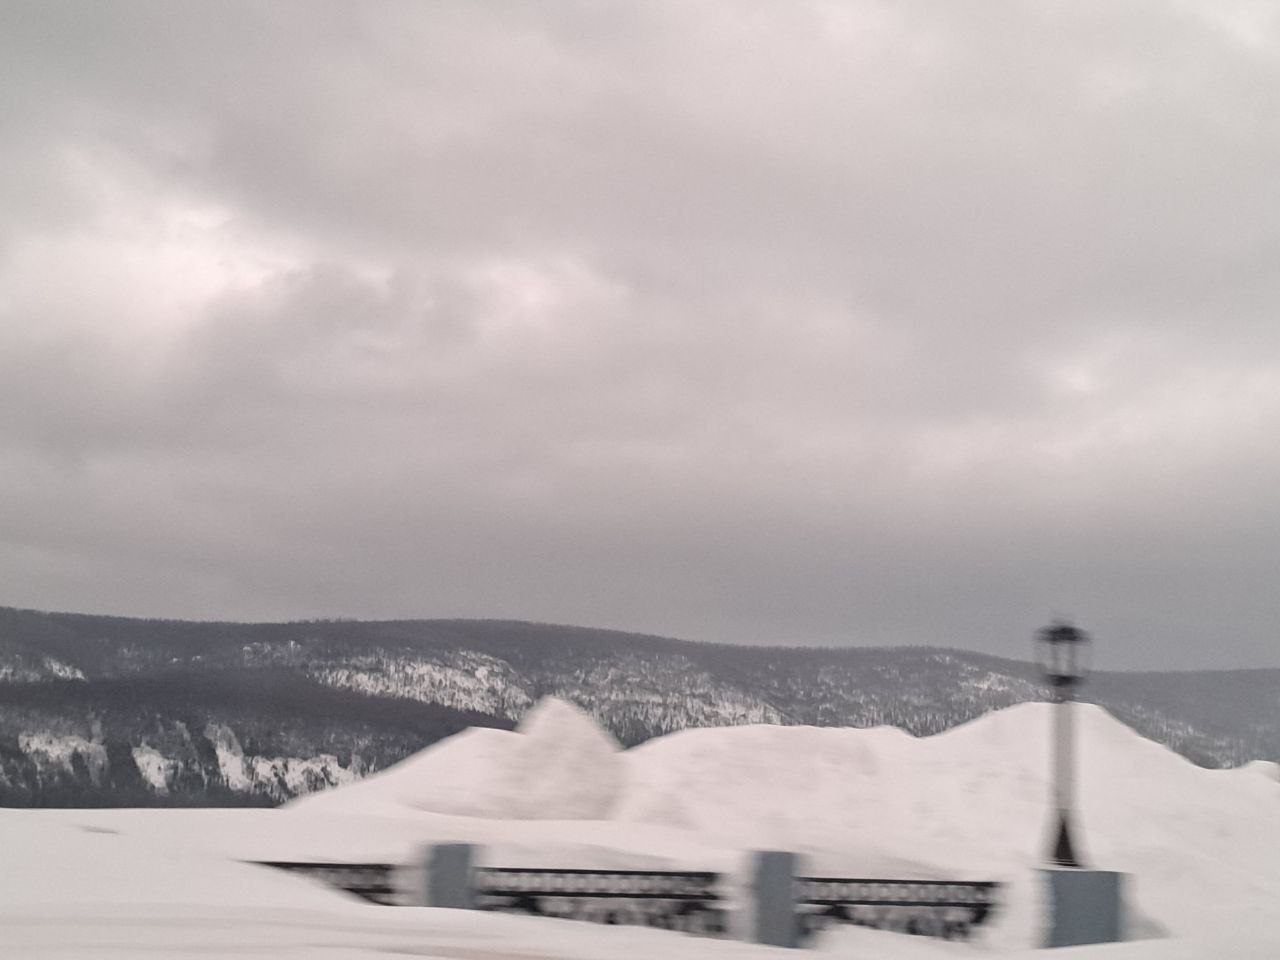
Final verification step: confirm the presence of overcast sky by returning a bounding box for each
[3,2,1279,668]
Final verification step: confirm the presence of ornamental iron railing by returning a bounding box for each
[473,867,727,935]
[796,876,1000,941]
[252,857,1002,944]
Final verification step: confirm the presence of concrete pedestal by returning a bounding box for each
[423,843,476,909]
[1041,868,1125,948]
[751,850,800,948]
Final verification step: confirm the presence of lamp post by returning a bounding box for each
[1036,620,1091,868]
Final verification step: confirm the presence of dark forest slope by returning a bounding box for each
[1,606,1275,805]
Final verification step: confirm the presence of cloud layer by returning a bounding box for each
[3,1,1279,667]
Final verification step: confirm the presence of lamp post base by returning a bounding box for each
[1040,869,1125,948]
[1049,815,1083,868]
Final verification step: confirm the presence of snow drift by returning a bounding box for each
[290,695,1280,946]
[292,697,624,820]
[24,696,1278,955]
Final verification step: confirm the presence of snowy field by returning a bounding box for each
[4,699,1280,958]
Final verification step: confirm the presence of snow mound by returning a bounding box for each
[287,698,1280,944]
[1238,759,1279,782]
[616,703,1247,862]
[507,697,625,819]
[615,721,916,848]
[14,699,1280,953]
[291,697,623,820]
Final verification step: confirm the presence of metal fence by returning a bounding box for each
[254,854,1001,946]
[796,876,999,941]
[474,866,727,934]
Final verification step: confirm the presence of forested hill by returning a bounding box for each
[1,606,1276,806]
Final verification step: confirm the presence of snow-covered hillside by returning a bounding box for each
[6,607,1278,810]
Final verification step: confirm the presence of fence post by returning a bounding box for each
[422,843,475,909]
[1041,869,1125,947]
[751,850,799,947]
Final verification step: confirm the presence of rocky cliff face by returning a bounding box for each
[1,607,1275,806]
[0,718,356,805]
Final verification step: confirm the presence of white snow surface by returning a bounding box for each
[292,696,624,820]
[6,697,1280,958]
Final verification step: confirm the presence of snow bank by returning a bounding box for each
[13,698,1280,956]
[0,810,345,913]
[292,697,624,820]
[616,703,1280,944]
[290,697,1280,946]
[1238,759,1279,782]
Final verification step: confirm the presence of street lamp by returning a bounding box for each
[1036,620,1091,868]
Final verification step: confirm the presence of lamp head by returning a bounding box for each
[1036,620,1091,688]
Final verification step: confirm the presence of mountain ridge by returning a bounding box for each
[1,605,1276,807]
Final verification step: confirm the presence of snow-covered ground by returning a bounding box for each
[4,699,1280,958]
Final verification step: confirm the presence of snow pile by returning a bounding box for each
[508,697,625,819]
[1239,759,1279,782]
[292,697,624,820]
[8,698,1280,956]
[289,697,1280,946]
[618,703,1280,938]
[615,703,1193,862]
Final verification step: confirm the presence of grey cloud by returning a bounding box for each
[2,1,1279,666]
